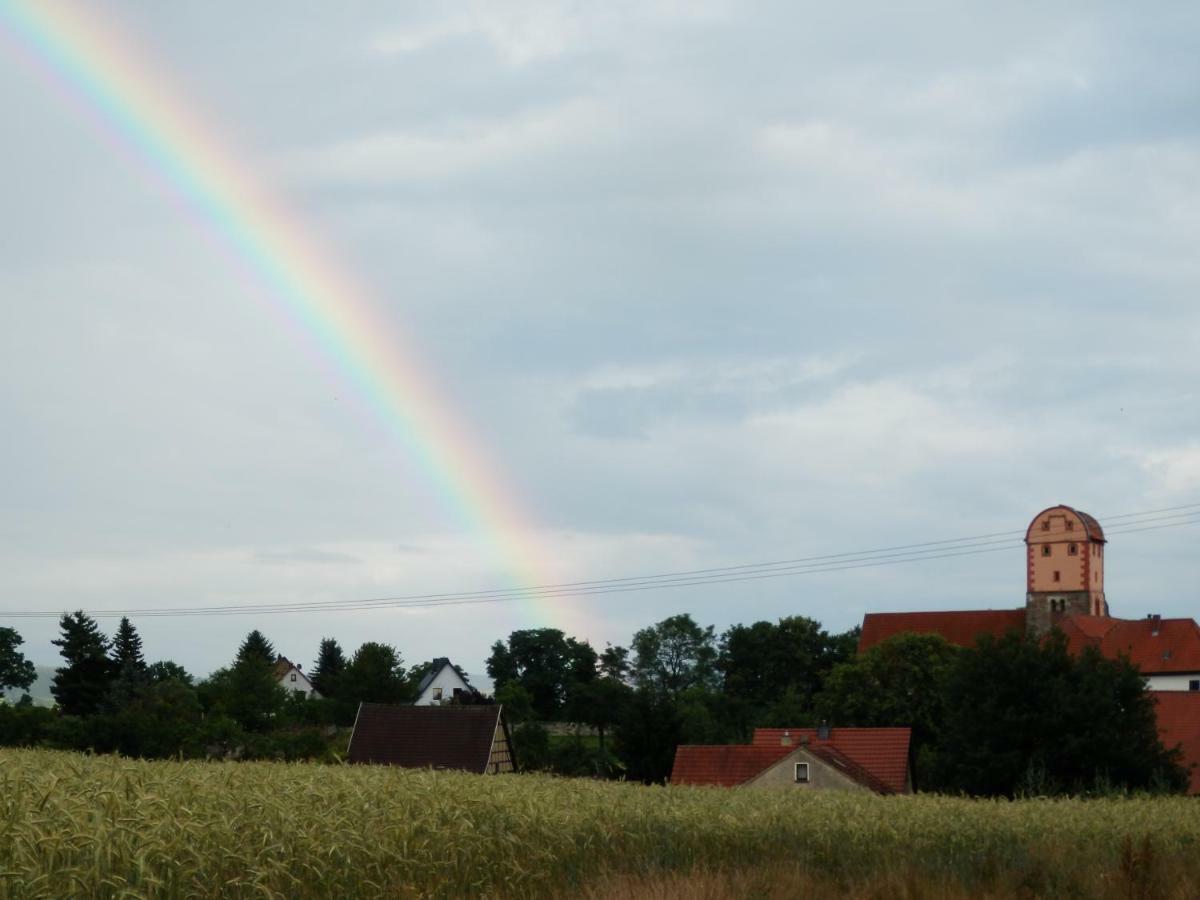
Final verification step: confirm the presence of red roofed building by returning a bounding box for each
[855,504,1200,793]
[859,610,1026,654]
[670,726,911,794]
[1153,692,1200,793]
[858,505,1200,693]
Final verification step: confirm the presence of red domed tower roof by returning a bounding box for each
[1024,505,1105,543]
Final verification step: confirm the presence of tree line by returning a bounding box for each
[0,615,442,761]
[1,611,1188,796]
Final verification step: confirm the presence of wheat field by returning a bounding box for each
[1,748,1198,899]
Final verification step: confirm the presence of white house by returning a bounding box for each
[414,658,475,706]
[273,656,320,699]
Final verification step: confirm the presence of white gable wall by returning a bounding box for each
[278,665,319,699]
[415,665,472,705]
[1147,673,1200,692]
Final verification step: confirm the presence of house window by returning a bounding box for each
[1053,571,1060,582]
[1041,545,1051,557]
[794,763,810,783]
[290,673,297,682]
[1190,680,1199,692]
[1068,544,1077,556]
[432,687,443,701]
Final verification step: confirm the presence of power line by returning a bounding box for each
[3,503,1199,619]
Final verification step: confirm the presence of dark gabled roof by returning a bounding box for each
[416,657,472,695]
[859,610,1026,653]
[348,703,502,773]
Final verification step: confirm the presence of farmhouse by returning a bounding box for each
[347,703,516,774]
[671,726,911,793]
[413,657,477,706]
[858,503,1200,792]
[272,656,319,699]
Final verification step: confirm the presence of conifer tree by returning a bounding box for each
[236,630,276,667]
[110,617,146,675]
[51,611,114,716]
[310,638,346,697]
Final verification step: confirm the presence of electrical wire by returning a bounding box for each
[3,503,1198,619]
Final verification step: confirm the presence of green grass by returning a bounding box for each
[2,747,1199,898]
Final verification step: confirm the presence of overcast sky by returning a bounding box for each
[2,1,1198,681]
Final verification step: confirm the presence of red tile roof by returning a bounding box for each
[670,745,793,787]
[1151,692,1200,794]
[752,728,911,794]
[1059,616,1200,674]
[347,703,505,773]
[806,743,895,795]
[858,610,1026,653]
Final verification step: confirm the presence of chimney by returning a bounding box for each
[817,722,831,741]
[1150,614,1161,636]
[780,730,791,747]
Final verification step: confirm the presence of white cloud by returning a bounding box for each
[1139,446,1200,493]
[283,99,615,185]
[371,0,729,66]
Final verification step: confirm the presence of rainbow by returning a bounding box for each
[0,2,573,630]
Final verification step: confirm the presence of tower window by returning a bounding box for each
[1053,571,1061,582]
[1068,544,1077,555]
[1042,522,1050,531]
[1041,545,1051,557]
[1066,521,1074,530]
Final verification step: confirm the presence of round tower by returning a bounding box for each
[1025,504,1108,637]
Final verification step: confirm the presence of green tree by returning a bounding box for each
[720,616,856,713]
[932,630,1187,797]
[494,682,535,725]
[199,633,285,733]
[0,626,37,695]
[236,630,276,667]
[599,643,630,681]
[816,632,959,768]
[631,614,718,695]
[310,638,346,698]
[108,678,205,758]
[340,642,410,706]
[51,611,114,716]
[487,629,597,720]
[613,687,683,783]
[146,660,192,686]
[109,617,146,676]
[568,676,633,751]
